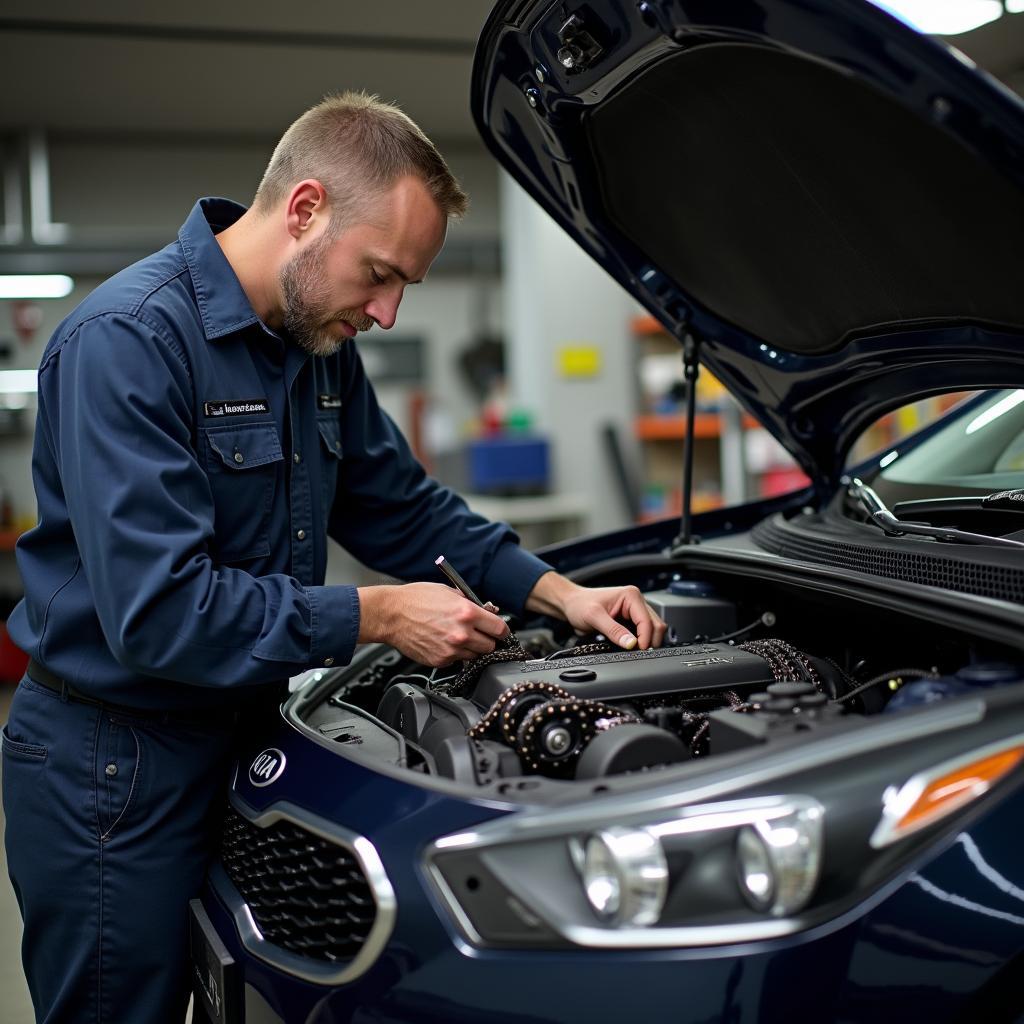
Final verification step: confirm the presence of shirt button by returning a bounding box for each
[293,452,302,464]
[233,452,244,464]
[324,657,335,667]
[105,763,118,777]
[334,441,341,451]
[296,529,306,540]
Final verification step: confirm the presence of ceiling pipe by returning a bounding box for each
[28,130,68,245]
[0,18,475,57]
[2,147,23,244]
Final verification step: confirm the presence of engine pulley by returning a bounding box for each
[515,698,641,776]
[468,680,572,747]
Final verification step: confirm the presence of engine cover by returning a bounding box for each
[472,644,774,708]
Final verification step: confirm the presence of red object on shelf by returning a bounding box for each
[0,623,28,683]
[760,467,811,497]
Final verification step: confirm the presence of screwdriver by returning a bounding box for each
[435,555,499,612]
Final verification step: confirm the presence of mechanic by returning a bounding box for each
[1,92,666,1022]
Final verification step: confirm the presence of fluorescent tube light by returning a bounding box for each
[869,0,1002,35]
[0,370,38,394]
[0,275,74,299]
[965,390,1024,435]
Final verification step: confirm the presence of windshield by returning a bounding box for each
[871,389,1024,505]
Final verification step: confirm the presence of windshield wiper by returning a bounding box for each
[892,489,1024,519]
[848,479,1024,549]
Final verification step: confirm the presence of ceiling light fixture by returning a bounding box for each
[869,0,1003,35]
[0,275,74,300]
[0,370,38,395]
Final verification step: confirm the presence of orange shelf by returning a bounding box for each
[635,413,760,440]
[637,491,725,523]
[631,314,669,336]
[636,413,721,440]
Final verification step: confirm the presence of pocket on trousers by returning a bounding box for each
[1,724,47,762]
[97,716,142,841]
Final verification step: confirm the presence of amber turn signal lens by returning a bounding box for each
[898,748,1024,832]
[871,741,1024,848]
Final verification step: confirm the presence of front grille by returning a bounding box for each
[220,805,377,963]
[752,516,1024,604]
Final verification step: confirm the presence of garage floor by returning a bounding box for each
[0,683,34,1024]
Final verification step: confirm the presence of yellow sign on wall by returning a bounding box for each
[557,345,602,378]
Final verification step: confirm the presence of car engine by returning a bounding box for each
[301,571,1023,788]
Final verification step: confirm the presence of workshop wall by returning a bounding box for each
[47,137,502,242]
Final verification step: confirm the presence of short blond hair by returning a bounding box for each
[253,91,468,228]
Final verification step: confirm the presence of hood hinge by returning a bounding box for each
[556,11,605,74]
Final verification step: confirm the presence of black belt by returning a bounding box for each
[26,658,237,726]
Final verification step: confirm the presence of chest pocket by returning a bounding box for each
[316,416,343,525]
[202,422,284,562]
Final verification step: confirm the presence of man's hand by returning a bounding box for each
[525,572,667,650]
[357,583,509,667]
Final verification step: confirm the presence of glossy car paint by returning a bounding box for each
[204,684,1024,1022]
[471,0,1024,492]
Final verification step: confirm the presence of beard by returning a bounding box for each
[279,234,374,357]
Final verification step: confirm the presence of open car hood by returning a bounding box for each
[471,0,1024,491]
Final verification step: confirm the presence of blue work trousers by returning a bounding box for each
[2,675,239,1023]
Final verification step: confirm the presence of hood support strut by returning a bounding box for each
[672,332,702,553]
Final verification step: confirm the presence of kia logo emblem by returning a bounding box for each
[249,748,286,787]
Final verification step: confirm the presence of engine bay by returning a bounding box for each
[299,566,1024,789]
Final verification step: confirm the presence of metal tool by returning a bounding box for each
[435,554,487,607]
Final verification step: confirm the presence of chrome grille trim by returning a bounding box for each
[211,793,396,986]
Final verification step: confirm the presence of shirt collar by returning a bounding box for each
[178,197,263,342]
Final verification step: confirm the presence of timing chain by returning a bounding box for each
[739,638,822,690]
[469,680,641,775]
[469,680,572,745]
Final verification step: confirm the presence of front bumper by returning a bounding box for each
[199,791,1024,1024]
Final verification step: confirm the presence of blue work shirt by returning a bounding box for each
[9,198,552,710]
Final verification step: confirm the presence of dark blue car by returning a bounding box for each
[192,2,1024,1021]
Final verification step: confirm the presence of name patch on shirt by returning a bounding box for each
[317,394,342,411]
[204,399,270,418]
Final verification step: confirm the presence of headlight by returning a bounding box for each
[427,795,825,949]
[425,722,1024,951]
[580,827,668,926]
[735,805,822,916]
[736,826,774,911]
